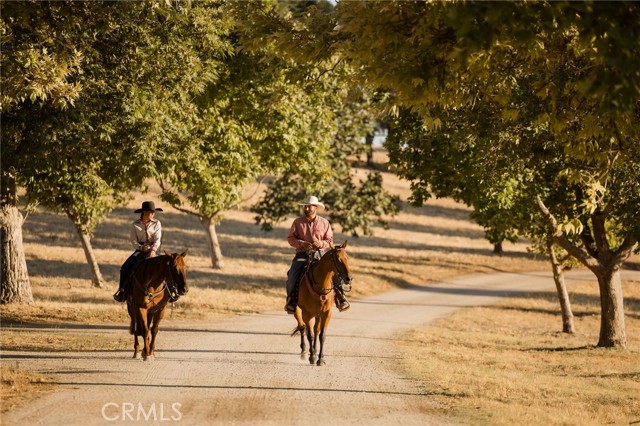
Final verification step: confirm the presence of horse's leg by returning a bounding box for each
[137,307,151,360]
[304,314,316,365]
[148,307,166,360]
[293,307,306,359]
[311,315,323,365]
[144,310,155,361]
[128,303,141,359]
[316,309,333,366]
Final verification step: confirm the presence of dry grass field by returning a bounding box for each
[397,280,640,425]
[2,149,639,424]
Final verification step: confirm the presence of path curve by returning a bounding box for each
[4,269,640,425]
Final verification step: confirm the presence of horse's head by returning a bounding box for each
[165,249,189,295]
[331,241,353,286]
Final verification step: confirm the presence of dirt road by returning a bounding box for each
[4,270,639,426]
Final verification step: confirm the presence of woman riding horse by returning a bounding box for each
[114,201,164,302]
[128,250,189,360]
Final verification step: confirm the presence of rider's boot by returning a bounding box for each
[284,297,296,314]
[113,287,127,303]
[285,280,299,314]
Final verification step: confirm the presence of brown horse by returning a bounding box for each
[292,241,352,366]
[127,250,188,361]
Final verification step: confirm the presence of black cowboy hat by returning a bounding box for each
[134,201,164,213]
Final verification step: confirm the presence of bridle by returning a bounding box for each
[306,248,352,300]
[132,256,185,306]
[330,248,352,285]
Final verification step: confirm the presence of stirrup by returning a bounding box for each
[285,304,296,314]
[337,299,350,312]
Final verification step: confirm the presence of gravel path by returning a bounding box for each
[4,269,639,425]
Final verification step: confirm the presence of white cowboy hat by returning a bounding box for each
[298,195,325,212]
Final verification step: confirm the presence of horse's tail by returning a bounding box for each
[290,325,305,337]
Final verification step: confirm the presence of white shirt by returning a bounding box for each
[129,219,162,252]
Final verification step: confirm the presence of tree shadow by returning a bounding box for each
[385,220,486,239]
[43,380,436,397]
[491,305,599,318]
[581,371,640,379]
[331,234,534,258]
[525,346,594,352]
[398,201,474,222]
[623,262,640,271]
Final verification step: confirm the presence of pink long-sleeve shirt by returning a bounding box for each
[287,215,333,253]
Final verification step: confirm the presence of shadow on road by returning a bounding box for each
[46,380,438,397]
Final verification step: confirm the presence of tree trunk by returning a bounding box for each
[546,240,575,334]
[535,196,632,348]
[199,216,224,270]
[1,205,34,304]
[71,220,104,288]
[365,133,374,168]
[492,241,503,255]
[595,267,626,348]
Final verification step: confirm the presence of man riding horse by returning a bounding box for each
[285,195,350,314]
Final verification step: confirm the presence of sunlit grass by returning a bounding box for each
[396,280,640,426]
[1,366,54,416]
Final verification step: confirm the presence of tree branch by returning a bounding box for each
[227,175,268,211]
[614,235,639,264]
[590,211,609,254]
[156,179,202,219]
[579,221,599,258]
[535,195,599,270]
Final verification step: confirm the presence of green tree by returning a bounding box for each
[157,39,333,269]
[243,0,640,347]
[252,92,399,237]
[234,1,399,237]
[1,1,233,294]
[2,0,87,301]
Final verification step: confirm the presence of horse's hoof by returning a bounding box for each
[309,356,317,365]
[300,352,307,360]
[133,353,142,359]
[316,359,326,366]
[144,355,155,362]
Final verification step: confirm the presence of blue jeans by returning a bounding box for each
[119,250,149,289]
[286,254,308,300]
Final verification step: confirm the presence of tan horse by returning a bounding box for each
[127,250,188,361]
[292,242,352,366]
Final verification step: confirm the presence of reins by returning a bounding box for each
[131,256,180,307]
[304,248,348,303]
[330,249,350,284]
